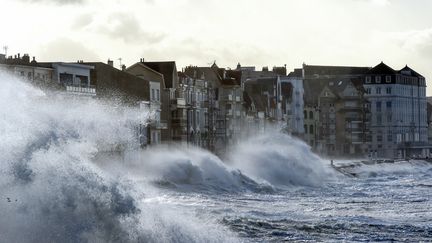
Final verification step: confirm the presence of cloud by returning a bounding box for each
[370,0,390,5]
[19,0,85,5]
[72,13,94,29]
[38,37,99,62]
[352,0,391,6]
[391,28,432,58]
[139,38,277,69]
[97,12,166,44]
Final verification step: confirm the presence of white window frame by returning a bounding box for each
[385,76,391,83]
[375,76,381,83]
[365,76,371,83]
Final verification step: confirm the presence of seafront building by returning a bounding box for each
[302,64,371,157]
[1,51,430,159]
[364,62,429,158]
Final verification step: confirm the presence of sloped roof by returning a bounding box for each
[304,65,370,77]
[184,66,221,85]
[244,81,267,112]
[288,68,303,78]
[367,62,396,75]
[142,61,177,88]
[398,65,424,78]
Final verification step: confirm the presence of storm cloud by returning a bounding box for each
[97,12,166,44]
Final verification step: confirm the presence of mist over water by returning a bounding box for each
[0,72,238,242]
[1,71,431,242]
[228,134,334,187]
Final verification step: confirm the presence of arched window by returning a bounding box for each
[309,111,314,119]
[310,125,314,134]
[304,110,307,119]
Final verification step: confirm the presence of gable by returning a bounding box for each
[126,63,164,84]
[319,86,337,98]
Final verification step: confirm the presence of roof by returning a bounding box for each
[304,77,363,105]
[142,61,177,88]
[288,68,303,78]
[398,65,424,78]
[184,66,220,83]
[82,62,150,102]
[367,62,396,75]
[220,69,241,86]
[243,83,267,112]
[304,64,371,77]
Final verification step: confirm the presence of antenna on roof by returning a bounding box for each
[3,45,8,56]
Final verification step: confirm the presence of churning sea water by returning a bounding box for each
[1,72,431,242]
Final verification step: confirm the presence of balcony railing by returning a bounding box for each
[65,84,96,95]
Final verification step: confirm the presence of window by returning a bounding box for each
[366,76,371,83]
[377,115,382,125]
[386,101,392,109]
[387,114,392,122]
[387,134,393,142]
[309,111,314,119]
[375,76,381,83]
[310,125,314,134]
[377,135,383,142]
[376,87,381,94]
[386,76,391,83]
[156,89,160,101]
[376,102,382,111]
[304,125,308,134]
[386,87,392,94]
[304,110,307,119]
[366,88,371,94]
[151,89,155,100]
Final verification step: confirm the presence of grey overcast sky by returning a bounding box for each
[1,0,432,92]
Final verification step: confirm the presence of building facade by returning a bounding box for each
[364,62,429,158]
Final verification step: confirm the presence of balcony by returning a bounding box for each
[150,120,168,130]
[65,84,96,96]
[170,98,187,108]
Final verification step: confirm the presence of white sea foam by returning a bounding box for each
[0,71,339,242]
[0,72,238,242]
[228,133,335,187]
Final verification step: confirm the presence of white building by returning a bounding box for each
[364,62,429,158]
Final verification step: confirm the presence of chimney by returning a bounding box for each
[17,53,20,59]
[107,59,113,67]
[22,54,30,63]
[121,64,126,71]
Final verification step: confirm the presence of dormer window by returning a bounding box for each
[375,76,381,83]
[365,76,371,83]
[385,76,391,83]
